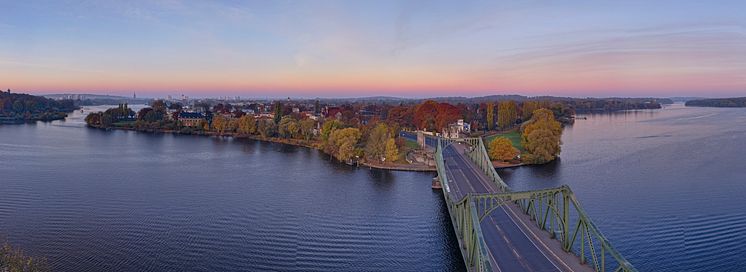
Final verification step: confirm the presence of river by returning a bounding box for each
[1,104,745,271]
[498,103,746,271]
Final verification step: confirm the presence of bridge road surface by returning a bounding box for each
[442,142,591,272]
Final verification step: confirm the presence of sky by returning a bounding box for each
[1,0,745,98]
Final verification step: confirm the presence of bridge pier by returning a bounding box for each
[432,176,442,189]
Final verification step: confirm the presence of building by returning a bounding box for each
[442,119,470,139]
[178,112,205,127]
[324,106,343,119]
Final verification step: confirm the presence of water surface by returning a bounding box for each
[499,104,746,271]
[2,104,746,271]
[0,106,462,271]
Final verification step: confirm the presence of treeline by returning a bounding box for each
[85,101,404,165]
[385,99,572,133]
[685,97,746,108]
[0,90,76,122]
[566,98,665,113]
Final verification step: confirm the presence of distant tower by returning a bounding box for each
[133,92,137,99]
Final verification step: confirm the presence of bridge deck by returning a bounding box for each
[442,142,592,272]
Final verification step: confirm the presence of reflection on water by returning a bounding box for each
[0,107,463,272]
[499,104,746,271]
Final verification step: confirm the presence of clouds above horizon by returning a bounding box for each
[1,0,745,97]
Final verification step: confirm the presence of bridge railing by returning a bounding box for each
[438,137,509,192]
[436,136,637,272]
[436,138,494,271]
[469,187,637,272]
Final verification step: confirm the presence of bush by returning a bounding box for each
[1,241,49,272]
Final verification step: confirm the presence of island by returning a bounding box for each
[685,97,746,107]
[0,90,77,124]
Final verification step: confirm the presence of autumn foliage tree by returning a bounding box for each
[325,128,362,162]
[385,138,399,162]
[521,101,540,121]
[278,116,299,139]
[489,137,519,162]
[237,115,256,135]
[299,118,316,140]
[413,100,462,132]
[212,115,229,135]
[498,100,518,129]
[486,102,495,131]
[413,100,438,131]
[434,103,461,131]
[521,109,562,164]
[365,123,389,162]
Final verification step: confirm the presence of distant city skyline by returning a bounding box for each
[2,0,745,98]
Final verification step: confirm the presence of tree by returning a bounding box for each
[326,128,361,162]
[386,105,414,128]
[278,116,299,138]
[12,100,24,113]
[200,119,210,131]
[137,107,155,121]
[212,115,229,135]
[434,103,461,131]
[489,137,519,161]
[101,113,113,128]
[521,109,562,164]
[84,112,102,127]
[522,108,561,140]
[365,123,389,162]
[412,100,462,132]
[237,115,256,135]
[299,118,316,140]
[257,119,277,138]
[384,138,399,162]
[498,100,518,129]
[320,119,342,141]
[273,101,283,124]
[151,100,167,113]
[521,101,540,121]
[413,100,438,131]
[486,102,495,131]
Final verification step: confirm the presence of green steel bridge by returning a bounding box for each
[434,137,636,272]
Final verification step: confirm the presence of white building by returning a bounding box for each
[442,119,470,139]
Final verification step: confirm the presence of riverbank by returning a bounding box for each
[87,125,437,172]
[492,161,524,169]
[0,112,70,124]
[362,161,436,172]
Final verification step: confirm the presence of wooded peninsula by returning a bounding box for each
[685,97,746,107]
[0,90,77,124]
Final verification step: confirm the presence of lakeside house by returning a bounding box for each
[178,112,206,127]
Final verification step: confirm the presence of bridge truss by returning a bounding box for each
[435,137,637,272]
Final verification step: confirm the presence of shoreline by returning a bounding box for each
[88,125,542,172]
[88,125,436,172]
[0,113,70,124]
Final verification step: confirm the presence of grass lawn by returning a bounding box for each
[404,139,420,150]
[485,130,524,152]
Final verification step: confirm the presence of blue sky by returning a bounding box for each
[1,0,745,98]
